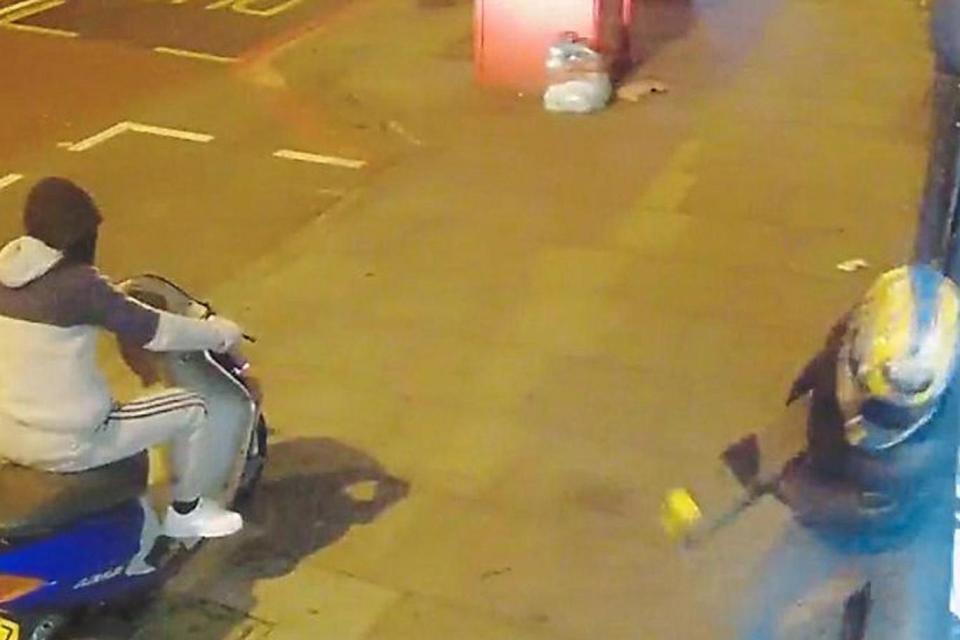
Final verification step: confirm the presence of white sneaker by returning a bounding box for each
[163,499,243,538]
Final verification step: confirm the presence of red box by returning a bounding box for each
[474,0,630,90]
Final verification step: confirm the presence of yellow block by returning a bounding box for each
[0,616,19,640]
[660,488,703,540]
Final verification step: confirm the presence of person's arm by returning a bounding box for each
[67,268,241,352]
[786,311,853,404]
[787,349,833,405]
[144,311,241,353]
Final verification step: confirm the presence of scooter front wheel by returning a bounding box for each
[64,612,139,640]
[22,613,67,640]
[235,414,269,504]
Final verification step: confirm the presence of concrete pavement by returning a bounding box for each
[143,1,933,638]
[0,0,938,637]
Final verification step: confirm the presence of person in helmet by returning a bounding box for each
[776,263,960,525]
[722,264,960,640]
[663,264,960,542]
[0,177,246,539]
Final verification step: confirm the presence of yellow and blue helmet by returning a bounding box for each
[839,265,960,451]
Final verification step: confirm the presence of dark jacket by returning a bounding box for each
[785,314,853,479]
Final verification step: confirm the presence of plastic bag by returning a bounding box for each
[543,32,611,114]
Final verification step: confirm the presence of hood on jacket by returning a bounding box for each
[0,236,63,288]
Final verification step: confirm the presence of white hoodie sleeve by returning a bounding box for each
[144,312,241,353]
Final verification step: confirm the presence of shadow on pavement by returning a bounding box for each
[74,437,409,640]
[228,436,410,585]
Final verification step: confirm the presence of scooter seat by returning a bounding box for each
[0,453,148,538]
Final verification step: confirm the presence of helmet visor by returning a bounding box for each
[844,397,937,451]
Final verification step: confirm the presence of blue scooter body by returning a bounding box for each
[2,501,154,611]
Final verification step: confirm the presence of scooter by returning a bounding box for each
[0,274,268,640]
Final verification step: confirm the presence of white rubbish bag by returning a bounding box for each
[543,32,612,114]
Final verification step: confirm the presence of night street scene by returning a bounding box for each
[1,0,959,639]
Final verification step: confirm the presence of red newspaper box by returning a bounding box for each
[474,0,630,90]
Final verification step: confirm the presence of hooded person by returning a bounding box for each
[0,177,245,539]
[663,264,960,543]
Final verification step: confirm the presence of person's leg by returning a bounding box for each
[80,390,203,462]
[83,389,242,537]
[737,524,855,639]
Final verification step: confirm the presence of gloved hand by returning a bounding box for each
[206,316,244,353]
[775,457,900,529]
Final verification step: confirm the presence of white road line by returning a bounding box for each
[3,22,76,36]
[0,174,24,191]
[273,149,367,169]
[126,122,214,143]
[205,0,306,18]
[153,47,236,64]
[66,122,132,152]
[0,0,47,18]
[0,0,77,37]
[65,121,214,152]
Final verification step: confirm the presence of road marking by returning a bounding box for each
[65,121,214,152]
[2,21,75,36]
[386,120,423,146]
[65,122,362,173]
[204,0,306,17]
[0,0,78,37]
[167,0,307,17]
[65,122,133,152]
[0,173,24,191]
[607,139,701,250]
[153,46,236,63]
[238,0,377,66]
[126,122,215,143]
[223,0,307,17]
[0,0,48,18]
[273,149,366,169]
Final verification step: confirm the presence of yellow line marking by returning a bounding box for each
[635,139,702,212]
[273,149,366,169]
[0,173,24,191]
[153,46,236,63]
[608,139,702,249]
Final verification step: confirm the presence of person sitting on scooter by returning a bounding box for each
[0,177,246,538]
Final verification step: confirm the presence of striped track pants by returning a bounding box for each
[72,389,208,501]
